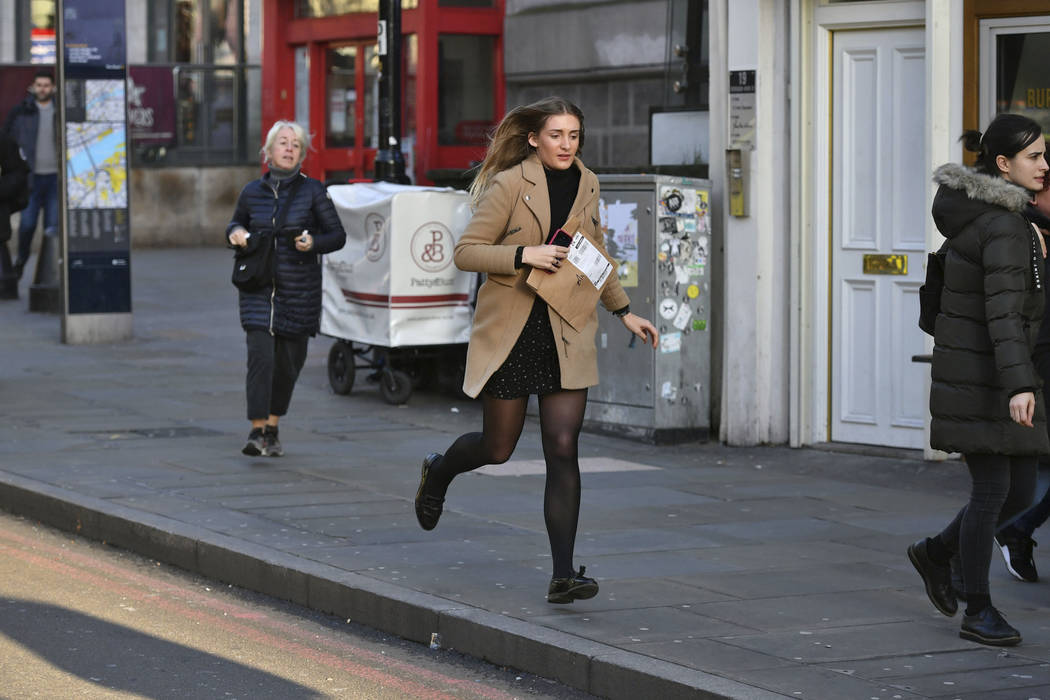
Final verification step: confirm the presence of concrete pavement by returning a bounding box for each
[1,248,1050,699]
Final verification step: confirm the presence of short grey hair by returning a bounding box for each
[261,120,311,165]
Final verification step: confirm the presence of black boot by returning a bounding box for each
[548,566,599,604]
[0,245,17,299]
[960,606,1021,646]
[907,538,958,616]
[414,453,445,530]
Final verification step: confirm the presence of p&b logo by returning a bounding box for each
[365,213,387,262]
[411,222,454,273]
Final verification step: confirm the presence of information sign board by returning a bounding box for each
[62,0,131,317]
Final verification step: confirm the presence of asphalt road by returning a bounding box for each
[0,511,596,700]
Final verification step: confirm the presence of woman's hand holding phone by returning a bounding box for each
[523,243,569,272]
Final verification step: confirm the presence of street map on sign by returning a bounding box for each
[66,122,127,209]
[66,80,127,209]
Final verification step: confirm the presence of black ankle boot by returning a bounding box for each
[907,538,958,616]
[414,453,445,530]
[547,566,599,604]
[960,606,1021,646]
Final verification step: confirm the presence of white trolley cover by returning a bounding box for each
[321,183,475,347]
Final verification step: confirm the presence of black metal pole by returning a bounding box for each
[374,0,408,184]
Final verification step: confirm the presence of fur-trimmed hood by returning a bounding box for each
[932,163,1032,239]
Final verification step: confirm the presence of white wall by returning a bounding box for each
[0,0,17,61]
[126,1,147,63]
[712,0,792,444]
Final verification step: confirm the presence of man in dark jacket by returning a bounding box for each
[0,131,29,299]
[2,69,58,281]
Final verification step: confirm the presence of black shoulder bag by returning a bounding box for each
[231,175,304,292]
[918,241,948,336]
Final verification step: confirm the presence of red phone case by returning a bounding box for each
[546,228,573,247]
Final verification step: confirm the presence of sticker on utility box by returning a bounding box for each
[673,303,692,330]
[660,331,682,354]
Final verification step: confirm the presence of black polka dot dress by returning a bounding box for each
[482,164,581,400]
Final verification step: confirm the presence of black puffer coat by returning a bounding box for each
[227,171,346,337]
[929,163,1049,456]
[0,132,28,241]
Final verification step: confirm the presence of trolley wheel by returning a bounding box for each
[327,341,356,395]
[379,368,413,405]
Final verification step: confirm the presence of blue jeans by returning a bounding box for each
[16,173,59,265]
[1006,482,1050,538]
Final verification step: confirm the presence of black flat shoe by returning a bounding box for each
[960,606,1021,646]
[415,453,444,531]
[547,566,599,604]
[907,538,957,616]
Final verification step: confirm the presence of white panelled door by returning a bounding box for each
[830,27,927,449]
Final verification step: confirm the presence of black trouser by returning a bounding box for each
[245,330,308,421]
[938,453,1037,596]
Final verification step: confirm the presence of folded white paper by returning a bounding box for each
[567,233,612,289]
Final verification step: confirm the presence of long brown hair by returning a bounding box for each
[469,97,585,206]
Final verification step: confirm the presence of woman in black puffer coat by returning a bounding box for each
[227,120,346,457]
[908,114,1049,648]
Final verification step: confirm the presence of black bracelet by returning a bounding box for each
[514,246,524,269]
[612,305,630,318]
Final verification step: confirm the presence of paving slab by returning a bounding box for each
[3,248,1050,699]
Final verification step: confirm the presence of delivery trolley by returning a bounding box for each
[320,183,476,405]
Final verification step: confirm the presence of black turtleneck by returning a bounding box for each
[545,164,581,237]
[268,165,301,183]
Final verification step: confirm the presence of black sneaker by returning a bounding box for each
[414,453,444,531]
[996,532,1038,583]
[960,605,1021,646]
[262,426,283,457]
[547,566,599,604]
[242,427,265,456]
[907,538,958,616]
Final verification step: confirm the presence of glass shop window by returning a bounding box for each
[296,0,417,17]
[326,46,358,148]
[437,35,495,146]
[995,31,1050,137]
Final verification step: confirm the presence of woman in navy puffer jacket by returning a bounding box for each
[226,120,346,457]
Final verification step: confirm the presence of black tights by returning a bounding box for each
[429,389,588,579]
[935,453,1037,603]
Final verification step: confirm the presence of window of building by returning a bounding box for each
[296,0,417,18]
[150,0,244,64]
[12,0,56,62]
[326,46,358,148]
[664,0,708,110]
[130,0,259,167]
[995,31,1050,135]
[437,35,495,146]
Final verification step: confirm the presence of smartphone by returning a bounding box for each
[546,228,573,247]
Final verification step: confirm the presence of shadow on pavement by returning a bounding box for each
[0,598,323,699]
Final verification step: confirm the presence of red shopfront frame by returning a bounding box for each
[261,0,505,184]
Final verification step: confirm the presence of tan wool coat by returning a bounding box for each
[456,153,631,398]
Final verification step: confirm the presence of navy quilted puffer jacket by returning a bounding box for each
[226,171,346,337]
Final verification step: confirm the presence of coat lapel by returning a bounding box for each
[567,156,596,222]
[520,154,550,240]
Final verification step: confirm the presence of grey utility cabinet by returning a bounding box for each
[586,174,713,443]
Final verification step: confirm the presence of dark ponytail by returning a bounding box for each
[962,113,1043,175]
